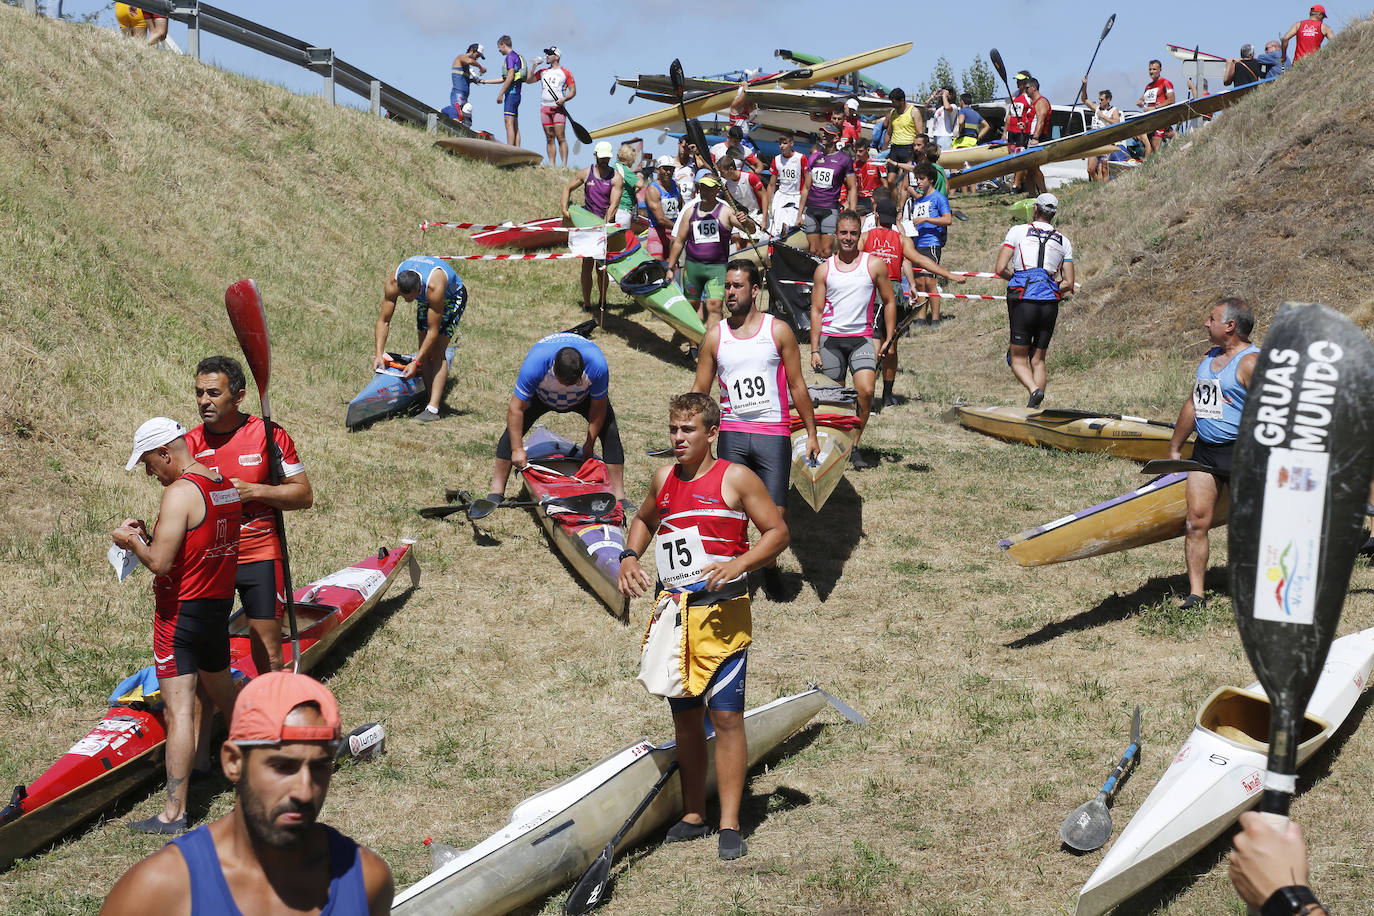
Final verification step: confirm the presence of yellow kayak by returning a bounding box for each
[956,405,1192,462]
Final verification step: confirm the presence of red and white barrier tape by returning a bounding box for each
[913,291,1006,301]
[421,220,617,233]
[437,252,589,261]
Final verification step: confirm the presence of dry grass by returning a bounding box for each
[1,8,1373,916]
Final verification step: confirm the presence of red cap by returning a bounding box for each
[1309,3,1325,14]
[228,671,342,746]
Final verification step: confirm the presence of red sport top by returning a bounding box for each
[185,415,304,564]
[1293,19,1326,60]
[855,160,885,201]
[654,459,749,590]
[1141,77,1173,109]
[153,472,241,615]
[1008,92,1031,133]
[863,225,904,280]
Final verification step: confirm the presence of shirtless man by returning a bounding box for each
[101,672,394,914]
[809,211,898,468]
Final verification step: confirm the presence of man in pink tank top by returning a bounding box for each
[618,393,788,861]
[809,211,898,468]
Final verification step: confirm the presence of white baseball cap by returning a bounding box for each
[593,140,613,159]
[1035,192,1059,213]
[657,154,676,168]
[125,417,186,470]
[844,98,859,111]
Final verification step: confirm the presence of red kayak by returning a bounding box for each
[520,427,630,620]
[0,542,419,868]
[472,216,651,250]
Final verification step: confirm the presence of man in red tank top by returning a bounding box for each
[185,356,314,675]
[1135,59,1176,156]
[113,418,242,834]
[1282,4,1334,63]
[618,393,788,860]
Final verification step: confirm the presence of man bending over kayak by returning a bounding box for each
[486,332,627,508]
[375,256,467,422]
[618,393,788,860]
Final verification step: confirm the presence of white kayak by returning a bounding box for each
[1075,625,1374,916]
[392,686,862,915]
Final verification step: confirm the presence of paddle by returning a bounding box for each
[1140,459,1208,475]
[668,59,753,233]
[1068,14,1117,135]
[1226,302,1374,899]
[563,762,679,914]
[988,49,1017,125]
[224,280,300,672]
[544,77,593,145]
[424,489,619,522]
[1059,705,1140,852]
[1030,408,1177,430]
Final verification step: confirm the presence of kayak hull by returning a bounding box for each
[567,206,706,344]
[956,405,1190,462]
[392,687,832,915]
[521,427,630,620]
[346,349,455,429]
[791,419,855,512]
[999,472,1230,567]
[0,545,418,868]
[435,136,542,167]
[1075,626,1374,916]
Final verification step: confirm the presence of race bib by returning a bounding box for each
[726,372,773,419]
[1192,378,1224,420]
[662,197,680,220]
[656,526,708,588]
[812,166,836,189]
[909,201,932,221]
[1143,87,1159,106]
[692,217,720,245]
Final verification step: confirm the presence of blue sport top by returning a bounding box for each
[514,333,609,409]
[1193,344,1259,444]
[395,256,463,306]
[171,824,369,916]
[905,192,950,248]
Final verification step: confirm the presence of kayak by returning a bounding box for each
[790,388,861,513]
[473,216,650,251]
[520,427,630,620]
[392,686,855,915]
[0,543,419,869]
[588,42,912,139]
[999,472,1230,567]
[1165,43,1228,62]
[345,348,455,429]
[567,205,706,344]
[956,405,1192,462]
[434,136,542,168]
[1075,625,1374,916]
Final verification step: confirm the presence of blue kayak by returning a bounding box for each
[345,348,455,428]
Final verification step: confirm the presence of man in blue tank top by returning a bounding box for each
[1167,297,1261,609]
[376,256,467,421]
[102,672,394,914]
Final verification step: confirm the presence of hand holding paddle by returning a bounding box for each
[1060,705,1141,852]
[225,280,300,672]
[1068,14,1117,133]
[1227,303,1374,910]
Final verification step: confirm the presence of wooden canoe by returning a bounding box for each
[0,544,419,868]
[435,136,542,168]
[1075,626,1374,915]
[392,687,855,915]
[790,387,859,512]
[520,427,630,620]
[999,472,1230,567]
[956,405,1192,463]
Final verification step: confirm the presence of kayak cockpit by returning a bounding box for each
[1197,686,1330,755]
[227,602,338,637]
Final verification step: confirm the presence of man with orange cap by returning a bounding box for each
[1282,4,1335,63]
[102,671,394,914]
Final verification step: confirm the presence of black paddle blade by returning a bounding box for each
[1101,13,1116,39]
[545,492,619,521]
[418,504,467,520]
[562,846,613,914]
[989,48,1008,82]
[1228,302,1374,813]
[669,58,685,96]
[1140,459,1208,476]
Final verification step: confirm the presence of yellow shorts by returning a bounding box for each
[115,4,155,28]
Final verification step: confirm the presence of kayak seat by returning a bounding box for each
[1200,687,1326,750]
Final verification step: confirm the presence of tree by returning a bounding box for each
[961,55,999,103]
[921,56,958,103]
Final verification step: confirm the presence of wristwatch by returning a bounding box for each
[1262,886,1322,916]
[618,548,640,561]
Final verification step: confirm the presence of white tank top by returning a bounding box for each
[821,252,876,338]
[717,313,789,435]
[771,152,806,197]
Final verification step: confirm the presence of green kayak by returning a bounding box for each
[568,205,706,344]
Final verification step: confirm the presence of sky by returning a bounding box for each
[56,0,1365,156]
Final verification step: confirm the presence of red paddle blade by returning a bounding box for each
[225,279,271,397]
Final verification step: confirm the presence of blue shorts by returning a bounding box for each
[503,88,521,117]
[668,650,747,713]
[417,286,467,338]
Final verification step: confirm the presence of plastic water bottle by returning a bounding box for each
[424,837,462,869]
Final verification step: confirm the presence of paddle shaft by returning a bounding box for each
[1068,14,1116,133]
[668,59,751,226]
[988,48,1017,114]
[544,76,593,145]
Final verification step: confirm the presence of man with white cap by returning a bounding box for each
[112,418,242,834]
[101,671,395,913]
[562,141,624,313]
[993,193,1075,407]
[444,43,486,126]
[529,46,576,167]
[644,155,683,264]
[838,97,864,150]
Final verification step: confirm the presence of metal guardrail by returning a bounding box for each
[36,0,476,138]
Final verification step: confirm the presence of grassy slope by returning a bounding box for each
[1,8,1372,914]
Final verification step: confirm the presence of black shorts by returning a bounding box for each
[1007,131,1030,151]
[855,196,874,217]
[496,398,625,464]
[887,144,915,164]
[237,558,284,621]
[153,597,232,679]
[1191,439,1234,478]
[1007,297,1059,350]
[718,429,791,506]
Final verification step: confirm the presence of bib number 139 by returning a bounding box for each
[656,526,708,587]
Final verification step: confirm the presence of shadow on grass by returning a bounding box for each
[597,307,693,368]
[789,477,863,601]
[1005,567,1230,648]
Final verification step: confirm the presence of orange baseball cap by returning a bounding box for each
[1309,4,1326,15]
[228,671,342,746]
